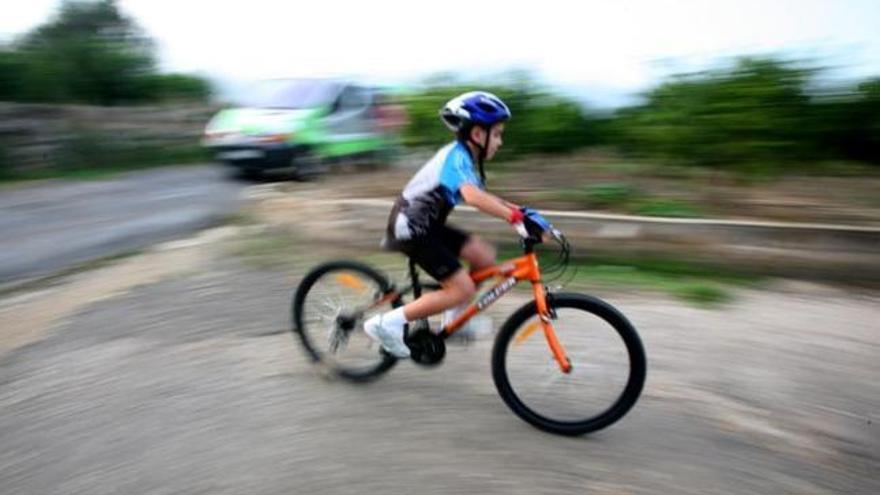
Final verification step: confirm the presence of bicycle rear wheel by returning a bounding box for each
[292,260,401,382]
[492,293,646,435]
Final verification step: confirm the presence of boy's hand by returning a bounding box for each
[519,207,554,241]
[512,221,530,238]
[508,208,532,238]
[507,207,524,224]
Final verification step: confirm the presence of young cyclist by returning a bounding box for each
[365,91,532,358]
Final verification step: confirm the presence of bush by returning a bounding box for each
[141,74,212,103]
[401,78,600,160]
[612,57,815,167]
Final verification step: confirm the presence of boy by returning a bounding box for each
[365,91,530,358]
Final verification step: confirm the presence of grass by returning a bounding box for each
[674,283,730,305]
[631,198,702,218]
[564,262,747,307]
[221,211,262,228]
[538,182,706,218]
[498,246,760,307]
[227,229,308,271]
[547,183,636,209]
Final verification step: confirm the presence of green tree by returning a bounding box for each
[18,0,156,104]
[613,57,815,167]
[830,79,880,163]
[3,0,210,104]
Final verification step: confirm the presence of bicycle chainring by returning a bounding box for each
[405,321,446,367]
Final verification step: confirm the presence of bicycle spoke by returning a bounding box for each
[293,262,400,380]
[496,300,641,430]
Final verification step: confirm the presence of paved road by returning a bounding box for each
[0,165,243,284]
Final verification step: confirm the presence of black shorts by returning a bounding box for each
[396,225,470,281]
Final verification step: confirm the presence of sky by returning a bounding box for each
[3,0,880,107]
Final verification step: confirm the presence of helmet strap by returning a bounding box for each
[478,128,490,184]
[463,125,490,184]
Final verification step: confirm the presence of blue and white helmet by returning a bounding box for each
[440,91,511,132]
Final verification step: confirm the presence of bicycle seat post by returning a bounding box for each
[408,258,422,298]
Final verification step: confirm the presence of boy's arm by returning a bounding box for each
[460,184,519,222]
[501,199,521,210]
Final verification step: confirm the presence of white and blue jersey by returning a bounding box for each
[387,141,482,242]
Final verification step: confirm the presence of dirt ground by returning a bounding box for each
[2,189,878,494]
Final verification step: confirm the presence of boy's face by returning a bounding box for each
[471,123,505,161]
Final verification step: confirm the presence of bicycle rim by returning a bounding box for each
[293,261,399,380]
[493,294,646,434]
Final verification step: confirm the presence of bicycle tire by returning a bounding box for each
[292,260,400,382]
[492,293,646,435]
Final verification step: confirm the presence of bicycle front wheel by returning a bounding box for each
[292,260,401,382]
[492,293,646,435]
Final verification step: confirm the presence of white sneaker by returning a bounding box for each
[364,314,411,358]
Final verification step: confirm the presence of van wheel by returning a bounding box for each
[361,150,387,170]
[227,165,262,182]
[291,149,327,181]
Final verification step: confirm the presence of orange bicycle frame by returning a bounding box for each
[441,252,572,373]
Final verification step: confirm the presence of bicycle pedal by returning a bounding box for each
[406,328,446,366]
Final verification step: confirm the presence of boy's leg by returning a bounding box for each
[402,269,475,320]
[364,269,475,358]
[364,238,470,357]
[434,230,496,340]
[459,235,497,272]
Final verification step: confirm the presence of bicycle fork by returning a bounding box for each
[532,283,572,374]
[443,274,572,374]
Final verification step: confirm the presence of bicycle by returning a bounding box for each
[290,215,646,436]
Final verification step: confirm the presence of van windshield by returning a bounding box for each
[244,80,341,109]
